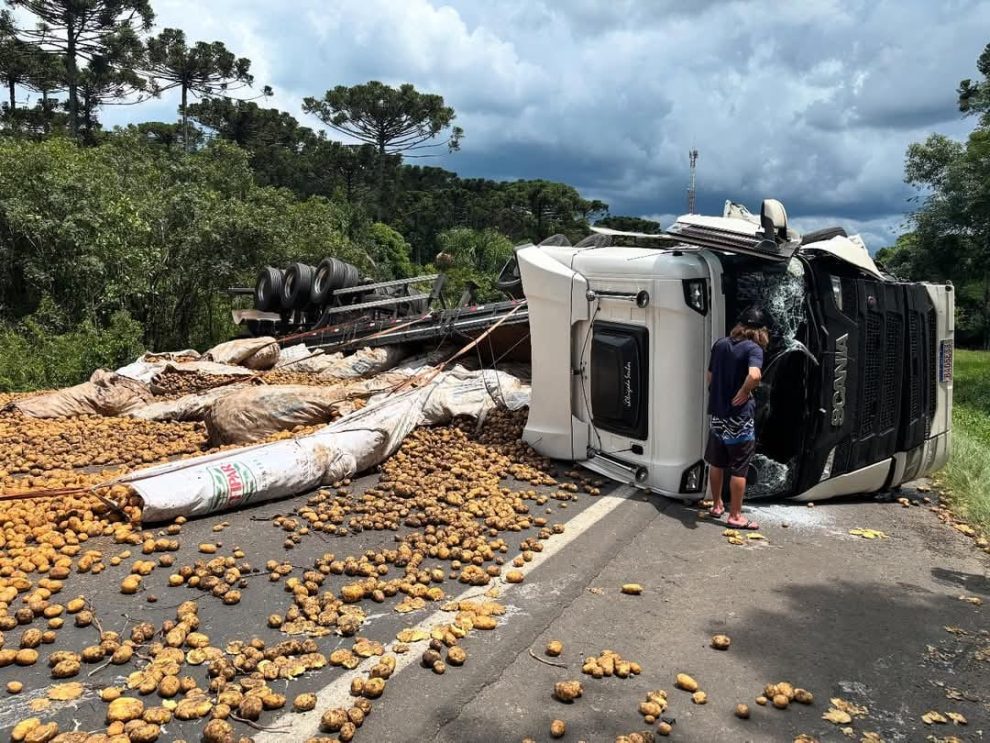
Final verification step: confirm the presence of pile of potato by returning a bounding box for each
[582,649,642,679]
[260,370,338,387]
[150,371,245,398]
[0,403,600,741]
[0,412,207,475]
[0,390,45,409]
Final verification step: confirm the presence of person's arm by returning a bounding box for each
[731,367,761,406]
[731,343,764,406]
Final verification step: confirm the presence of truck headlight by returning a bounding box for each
[819,446,836,481]
[830,276,843,311]
[680,461,705,493]
[682,279,708,315]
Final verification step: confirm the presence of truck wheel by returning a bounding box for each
[342,262,360,288]
[281,262,316,310]
[254,267,284,311]
[312,257,346,305]
[495,255,524,299]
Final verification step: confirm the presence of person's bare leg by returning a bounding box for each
[727,475,758,528]
[709,466,724,516]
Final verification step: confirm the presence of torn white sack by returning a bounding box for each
[121,366,530,522]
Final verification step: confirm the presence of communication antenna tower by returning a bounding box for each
[687,149,699,214]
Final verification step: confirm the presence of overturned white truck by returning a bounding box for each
[517,200,954,501]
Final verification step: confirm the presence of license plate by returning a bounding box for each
[939,340,953,383]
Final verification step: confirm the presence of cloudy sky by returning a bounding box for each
[93,0,988,250]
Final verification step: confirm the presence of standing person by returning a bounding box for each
[705,306,769,529]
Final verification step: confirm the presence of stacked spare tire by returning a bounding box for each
[254,257,364,313]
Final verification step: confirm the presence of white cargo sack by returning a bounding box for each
[274,344,319,368]
[203,368,422,445]
[11,370,153,418]
[116,349,201,384]
[317,345,409,379]
[128,384,248,422]
[204,385,354,446]
[205,337,280,370]
[121,367,530,522]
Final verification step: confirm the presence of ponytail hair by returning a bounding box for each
[730,323,769,350]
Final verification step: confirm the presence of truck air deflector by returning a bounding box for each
[589,322,649,440]
[666,222,800,262]
[666,203,801,262]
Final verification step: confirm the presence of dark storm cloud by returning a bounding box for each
[102,0,990,250]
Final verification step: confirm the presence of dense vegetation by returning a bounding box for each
[939,350,990,533]
[0,0,616,389]
[878,42,990,349]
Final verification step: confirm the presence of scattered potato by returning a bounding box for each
[710,634,731,650]
[107,697,144,723]
[293,693,317,712]
[794,688,814,705]
[735,703,750,719]
[554,680,583,703]
[447,646,467,666]
[550,719,566,738]
[675,673,699,692]
[546,640,564,657]
[621,584,643,595]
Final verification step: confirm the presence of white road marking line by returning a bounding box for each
[258,484,638,741]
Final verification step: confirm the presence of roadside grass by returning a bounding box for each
[938,349,990,534]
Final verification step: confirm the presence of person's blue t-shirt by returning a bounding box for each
[707,337,764,420]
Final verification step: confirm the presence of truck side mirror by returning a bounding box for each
[760,199,788,242]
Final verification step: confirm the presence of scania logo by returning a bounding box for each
[831,333,848,427]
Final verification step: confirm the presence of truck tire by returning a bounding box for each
[281,262,315,310]
[254,267,284,311]
[495,255,524,299]
[343,262,360,288]
[800,226,847,245]
[311,258,362,305]
[311,257,346,305]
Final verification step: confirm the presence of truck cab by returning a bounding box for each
[517,200,954,501]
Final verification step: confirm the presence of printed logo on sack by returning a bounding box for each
[207,462,259,511]
[831,333,849,427]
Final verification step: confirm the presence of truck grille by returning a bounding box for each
[927,309,937,436]
[908,312,922,421]
[880,316,902,431]
[842,279,857,318]
[834,439,850,474]
[860,313,882,439]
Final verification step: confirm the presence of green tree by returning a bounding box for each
[188,97,387,203]
[596,215,661,234]
[365,222,414,280]
[303,81,462,219]
[8,0,153,138]
[145,28,260,151]
[504,179,608,242]
[0,13,32,113]
[434,227,514,302]
[903,128,990,346]
[958,42,990,125]
[76,48,146,142]
[0,134,369,350]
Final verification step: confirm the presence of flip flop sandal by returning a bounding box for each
[726,518,759,530]
[709,506,725,518]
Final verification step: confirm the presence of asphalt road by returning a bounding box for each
[0,472,986,743]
